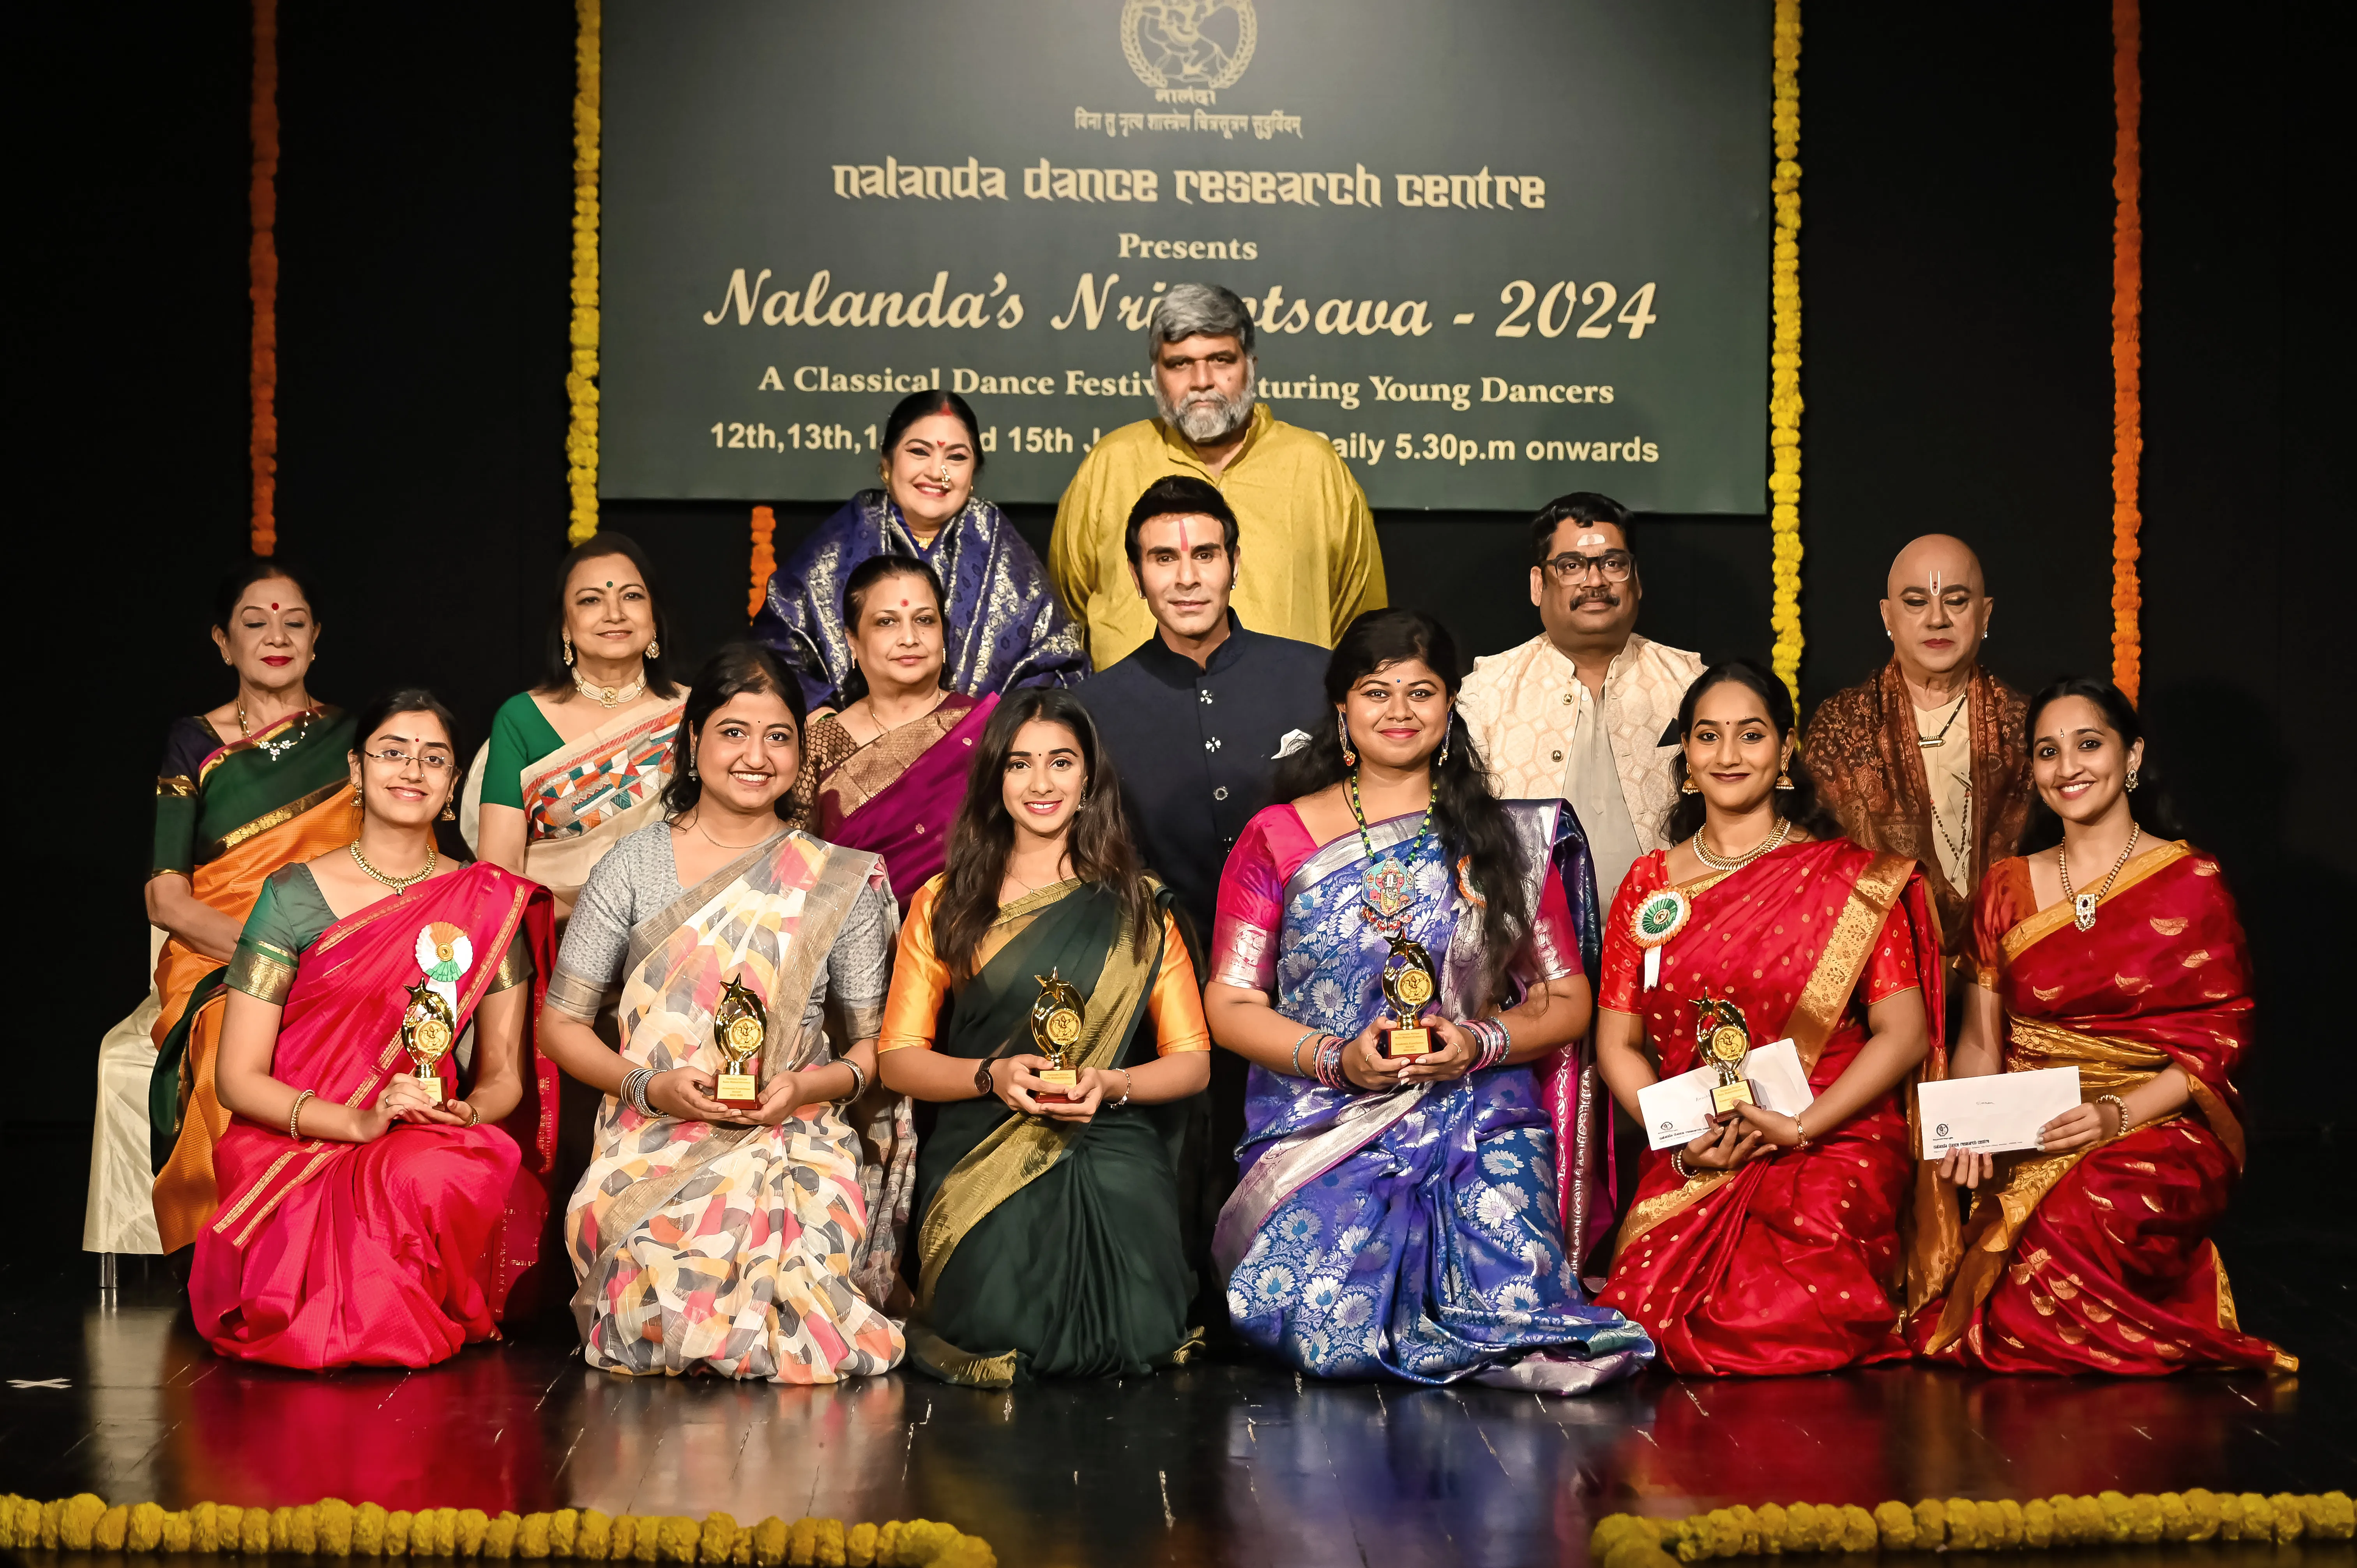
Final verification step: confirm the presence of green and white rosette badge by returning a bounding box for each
[1631,888,1690,991]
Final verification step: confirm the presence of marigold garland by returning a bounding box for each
[0,1494,997,1567]
[2110,0,2143,703]
[1767,0,1804,703]
[1592,1490,2354,1567]
[749,505,777,619]
[565,0,603,545]
[247,0,279,558]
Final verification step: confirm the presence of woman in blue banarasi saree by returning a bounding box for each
[1203,610,1652,1394]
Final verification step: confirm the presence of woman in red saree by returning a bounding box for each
[192,690,558,1370]
[1913,678,2292,1374]
[1594,661,1946,1375]
[798,556,995,911]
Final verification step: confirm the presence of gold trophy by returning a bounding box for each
[1029,969,1086,1102]
[1379,935,1440,1059]
[1690,991,1758,1114]
[400,976,456,1104]
[712,974,768,1111]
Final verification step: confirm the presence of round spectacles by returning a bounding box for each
[362,747,455,773]
[1542,550,1634,585]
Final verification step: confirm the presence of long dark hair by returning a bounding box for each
[2018,676,2184,853]
[537,531,681,697]
[930,687,1148,976]
[1272,609,1532,1006]
[659,641,807,823]
[1664,660,1839,843]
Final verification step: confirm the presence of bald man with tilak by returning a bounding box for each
[1800,533,2033,961]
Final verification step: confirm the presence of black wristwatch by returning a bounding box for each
[974,1057,998,1097]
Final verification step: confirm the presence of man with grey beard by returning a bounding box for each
[1051,283,1386,667]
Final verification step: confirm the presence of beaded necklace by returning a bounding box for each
[1347,770,1436,935]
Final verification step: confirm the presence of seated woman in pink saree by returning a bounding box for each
[192,691,558,1370]
[797,556,995,913]
[1594,662,1945,1377]
[1913,678,2293,1374]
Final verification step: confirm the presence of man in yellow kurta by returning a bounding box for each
[1051,284,1387,666]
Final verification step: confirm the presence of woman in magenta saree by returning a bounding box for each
[1913,678,2292,1374]
[799,556,996,911]
[1594,662,1946,1376]
[191,692,558,1370]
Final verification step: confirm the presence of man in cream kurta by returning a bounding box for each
[1457,495,1702,909]
[1051,284,1386,667]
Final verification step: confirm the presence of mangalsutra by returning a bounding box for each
[2059,824,2141,932]
[1929,781,1972,875]
[238,699,313,761]
[574,669,648,709]
[1693,816,1792,872]
[350,840,437,895]
[1917,692,1968,749]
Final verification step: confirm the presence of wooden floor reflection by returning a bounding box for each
[4,1130,2348,1567]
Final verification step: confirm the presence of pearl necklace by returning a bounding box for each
[574,669,648,709]
[1692,816,1793,872]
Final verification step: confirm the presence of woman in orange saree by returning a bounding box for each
[142,562,360,1257]
[192,690,558,1369]
[799,556,996,913]
[1912,678,2292,1374]
[1594,662,1945,1376]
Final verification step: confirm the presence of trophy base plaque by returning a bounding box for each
[1710,1078,1758,1114]
[412,1072,443,1104]
[714,1071,760,1110]
[1382,1026,1433,1059]
[1035,1067,1078,1103]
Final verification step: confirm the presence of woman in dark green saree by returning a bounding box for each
[878,688,1211,1386]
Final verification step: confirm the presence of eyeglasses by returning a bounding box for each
[1542,550,1634,584]
[362,747,455,773]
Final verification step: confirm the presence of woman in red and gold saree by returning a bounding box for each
[798,557,996,913]
[143,563,360,1256]
[1594,662,1947,1376]
[191,692,559,1370]
[1912,678,2292,1374]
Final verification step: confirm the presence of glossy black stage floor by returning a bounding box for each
[4,1128,2348,1568]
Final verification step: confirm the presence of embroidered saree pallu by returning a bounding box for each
[191,863,557,1370]
[885,876,1209,1387]
[1912,845,2293,1374]
[558,832,910,1383]
[150,707,360,1253]
[1596,839,1945,1377]
[809,692,996,913]
[1210,801,1653,1394]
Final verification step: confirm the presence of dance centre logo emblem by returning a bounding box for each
[1123,0,1259,97]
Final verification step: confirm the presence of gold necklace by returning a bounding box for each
[1916,690,1968,748]
[573,668,648,709]
[2058,824,2141,932]
[237,697,313,761]
[1693,816,1793,872]
[690,811,777,851]
[349,839,437,894]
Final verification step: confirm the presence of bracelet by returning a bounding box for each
[1671,1148,1695,1182]
[456,1100,482,1128]
[288,1088,315,1141]
[622,1066,656,1117]
[1466,1017,1512,1071]
[1288,1028,1320,1077]
[2094,1093,2133,1139]
[837,1059,868,1102]
[1110,1068,1135,1109]
[1313,1034,1350,1091]
[1792,1112,1809,1148]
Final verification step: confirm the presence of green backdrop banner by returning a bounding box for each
[600,0,1769,511]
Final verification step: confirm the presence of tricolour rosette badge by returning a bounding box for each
[401,921,472,1103]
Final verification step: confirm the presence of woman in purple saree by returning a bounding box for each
[799,556,996,912]
[1203,611,1653,1393]
[753,389,1087,717]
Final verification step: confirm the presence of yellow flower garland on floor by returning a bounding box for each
[2109,0,2143,702]
[248,0,279,558]
[1591,1490,2353,1567]
[566,0,603,545]
[0,1495,995,1567]
[1767,0,1803,703]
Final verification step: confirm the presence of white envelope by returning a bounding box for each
[1638,1038,1816,1151]
[1919,1067,2082,1158]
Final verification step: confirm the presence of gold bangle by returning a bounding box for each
[456,1100,482,1128]
[288,1088,315,1141]
[2094,1092,2132,1139]
[1792,1113,1809,1148]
